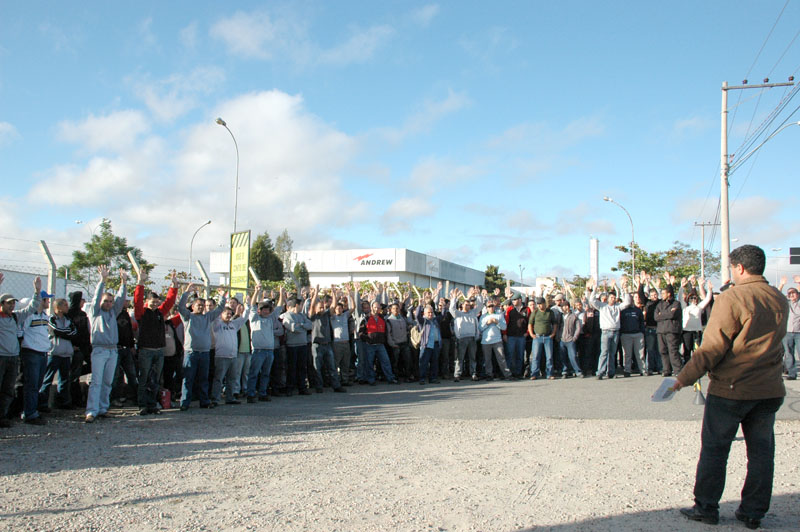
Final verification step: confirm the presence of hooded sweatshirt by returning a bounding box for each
[66,291,91,356]
[176,291,227,352]
[49,314,77,357]
[86,280,127,349]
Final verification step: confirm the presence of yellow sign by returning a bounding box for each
[229,230,251,292]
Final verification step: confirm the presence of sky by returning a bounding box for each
[1,0,800,288]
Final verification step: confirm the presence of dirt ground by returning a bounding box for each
[2,377,799,531]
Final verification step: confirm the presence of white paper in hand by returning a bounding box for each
[651,377,678,402]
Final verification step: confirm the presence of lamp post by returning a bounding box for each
[215,117,240,234]
[189,220,212,279]
[603,196,635,280]
[518,264,525,287]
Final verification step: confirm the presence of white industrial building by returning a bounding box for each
[290,248,484,292]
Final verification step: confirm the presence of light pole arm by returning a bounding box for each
[189,220,212,279]
[605,197,636,279]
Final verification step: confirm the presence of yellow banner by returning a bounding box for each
[229,230,251,292]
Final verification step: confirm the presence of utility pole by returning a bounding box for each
[694,221,719,278]
[719,79,794,284]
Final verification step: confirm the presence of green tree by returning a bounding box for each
[293,261,310,288]
[484,265,505,292]
[251,231,284,282]
[59,218,152,292]
[612,241,721,281]
[274,229,293,273]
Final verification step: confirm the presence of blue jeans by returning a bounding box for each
[137,348,163,408]
[559,340,582,376]
[783,331,799,378]
[530,336,553,378]
[365,343,395,383]
[20,348,47,420]
[598,330,619,377]
[506,336,525,376]
[39,355,72,407]
[312,343,341,389]
[419,342,440,382]
[645,327,662,373]
[86,347,118,416]
[211,357,237,402]
[247,349,274,397]
[180,350,210,407]
[694,394,783,520]
[355,340,369,382]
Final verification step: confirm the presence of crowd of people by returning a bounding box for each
[0,264,798,428]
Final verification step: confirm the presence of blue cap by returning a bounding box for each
[40,290,54,299]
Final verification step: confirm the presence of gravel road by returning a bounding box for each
[2,376,799,531]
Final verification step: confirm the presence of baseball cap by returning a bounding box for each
[40,290,54,299]
[0,293,18,304]
[534,297,546,304]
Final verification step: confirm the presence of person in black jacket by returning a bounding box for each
[654,283,683,376]
[638,276,663,375]
[67,291,91,407]
[110,301,137,405]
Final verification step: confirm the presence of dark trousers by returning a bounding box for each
[439,337,453,378]
[20,348,47,420]
[694,394,783,520]
[0,356,19,419]
[286,344,309,391]
[419,342,440,382]
[658,332,683,375]
[682,330,702,364]
[39,355,72,407]
[162,353,182,399]
[111,346,138,402]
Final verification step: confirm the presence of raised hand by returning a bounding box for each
[185,283,196,295]
[119,268,128,283]
[170,270,178,287]
[794,275,800,284]
[98,265,110,281]
[33,275,42,292]
[680,277,688,287]
[0,272,4,287]
[780,276,788,285]
[217,287,226,297]
[137,268,147,285]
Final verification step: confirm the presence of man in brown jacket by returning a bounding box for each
[674,245,788,529]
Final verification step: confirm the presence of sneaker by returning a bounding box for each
[679,506,718,525]
[786,375,797,380]
[597,375,604,380]
[84,414,95,423]
[471,375,479,381]
[333,387,346,393]
[179,405,189,411]
[453,377,460,382]
[734,509,760,530]
[24,416,46,425]
[210,401,219,407]
[388,379,399,384]
[623,372,631,378]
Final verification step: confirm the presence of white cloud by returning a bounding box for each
[381,197,432,235]
[131,66,226,122]
[29,157,137,206]
[180,21,198,49]
[379,89,471,143]
[409,157,478,192]
[210,9,392,67]
[411,4,440,27]
[138,17,157,48]
[318,25,394,66]
[56,110,150,153]
[0,121,19,145]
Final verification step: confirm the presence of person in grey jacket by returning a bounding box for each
[386,300,413,382]
[479,300,512,380]
[176,283,226,411]
[281,298,313,395]
[84,266,128,422]
[0,272,41,428]
[246,284,284,400]
[449,288,483,381]
[558,300,583,378]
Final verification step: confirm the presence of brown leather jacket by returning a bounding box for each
[677,275,788,400]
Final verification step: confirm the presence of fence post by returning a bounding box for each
[38,240,57,311]
[196,260,210,298]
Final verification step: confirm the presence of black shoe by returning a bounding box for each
[200,403,215,409]
[419,380,425,385]
[138,408,150,416]
[179,405,189,411]
[430,379,440,384]
[149,407,162,415]
[623,372,631,378]
[24,416,46,425]
[333,387,346,393]
[247,396,257,403]
[388,379,399,384]
[679,506,718,525]
[786,375,797,380]
[662,372,672,377]
[453,377,460,382]
[258,395,271,402]
[597,375,604,380]
[226,400,242,405]
[734,509,760,530]
[299,389,312,395]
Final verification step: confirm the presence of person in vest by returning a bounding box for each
[0,273,42,428]
[85,266,128,423]
[133,270,178,415]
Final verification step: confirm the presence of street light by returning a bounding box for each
[603,196,635,280]
[518,264,525,287]
[189,220,212,280]
[215,117,240,234]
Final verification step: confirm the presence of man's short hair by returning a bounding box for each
[788,287,798,295]
[286,298,298,308]
[729,244,766,275]
[147,291,161,300]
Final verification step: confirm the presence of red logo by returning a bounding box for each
[354,253,373,261]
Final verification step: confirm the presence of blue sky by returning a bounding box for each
[1,1,799,286]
